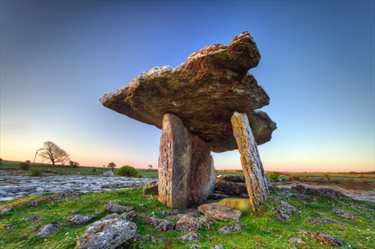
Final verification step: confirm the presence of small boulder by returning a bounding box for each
[175,217,200,232]
[280,200,302,214]
[198,218,211,230]
[25,215,42,222]
[102,213,122,220]
[103,201,134,213]
[198,204,242,222]
[76,218,137,249]
[293,194,317,201]
[214,180,247,196]
[3,223,14,230]
[147,217,175,231]
[274,209,291,221]
[299,230,344,247]
[330,208,357,220]
[0,206,12,215]
[190,245,202,249]
[121,211,140,221]
[142,181,158,195]
[176,232,201,242]
[103,171,114,177]
[37,222,59,236]
[288,237,306,244]
[143,234,156,243]
[217,224,242,233]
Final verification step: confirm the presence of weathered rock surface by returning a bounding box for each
[217,175,245,182]
[217,224,243,233]
[103,171,114,177]
[292,184,347,201]
[231,112,269,212]
[66,215,97,225]
[197,204,242,222]
[176,232,202,242]
[25,215,42,222]
[175,217,201,232]
[274,209,291,221]
[142,181,158,195]
[121,211,140,221]
[189,137,216,204]
[186,208,201,217]
[37,222,59,236]
[103,201,133,213]
[158,113,192,209]
[0,206,12,215]
[3,223,14,230]
[293,194,317,201]
[307,219,348,226]
[101,213,122,221]
[299,230,344,247]
[330,208,357,220]
[214,180,247,196]
[280,200,302,214]
[146,217,175,231]
[288,237,306,244]
[100,31,276,152]
[76,218,137,249]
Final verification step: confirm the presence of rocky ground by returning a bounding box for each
[0,174,155,202]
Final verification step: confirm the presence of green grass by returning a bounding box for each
[1,186,374,248]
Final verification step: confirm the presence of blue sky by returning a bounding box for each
[1,1,374,172]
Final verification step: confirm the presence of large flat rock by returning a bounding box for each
[100,31,276,152]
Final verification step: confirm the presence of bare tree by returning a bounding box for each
[148,164,153,170]
[108,162,116,171]
[38,141,70,166]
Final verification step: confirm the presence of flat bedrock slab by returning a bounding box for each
[158,113,191,210]
[100,31,276,152]
[198,203,242,222]
[231,112,269,212]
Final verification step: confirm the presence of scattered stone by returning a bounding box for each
[198,204,242,222]
[103,171,114,177]
[76,218,137,249]
[147,217,175,231]
[186,208,201,217]
[316,212,328,217]
[44,191,82,201]
[217,224,243,233]
[198,218,211,230]
[29,201,38,206]
[25,215,42,222]
[217,175,245,183]
[157,210,179,217]
[210,245,224,249]
[142,181,158,195]
[103,201,134,213]
[143,234,156,243]
[300,201,308,205]
[288,237,306,244]
[70,209,79,214]
[274,209,291,221]
[307,219,348,226]
[36,222,59,236]
[280,200,302,214]
[214,180,247,197]
[190,245,202,249]
[292,184,347,201]
[102,213,122,220]
[293,194,317,201]
[175,217,201,232]
[0,206,12,215]
[159,237,166,242]
[330,208,357,220]
[299,230,344,247]
[66,215,97,225]
[253,242,262,247]
[121,211,140,221]
[176,232,201,242]
[209,193,230,199]
[3,223,14,230]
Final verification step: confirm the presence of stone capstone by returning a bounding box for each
[75,218,137,249]
[231,112,269,212]
[100,31,276,153]
[197,204,242,222]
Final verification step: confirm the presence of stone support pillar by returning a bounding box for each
[231,112,269,212]
[189,137,216,204]
[158,113,192,209]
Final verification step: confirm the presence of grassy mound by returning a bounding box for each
[115,165,142,178]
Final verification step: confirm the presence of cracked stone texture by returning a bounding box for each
[36,222,59,236]
[280,200,302,214]
[231,112,269,212]
[158,113,192,210]
[175,217,201,232]
[103,201,134,213]
[76,218,137,249]
[299,230,344,247]
[66,215,97,225]
[176,232,202,242]
[288,237,306,244]
[147,217,175,231]
[121,211,140,221]
[274,209,291,221]
[197,204,242,222]
[100,31,276,153]
[217,224,243,233]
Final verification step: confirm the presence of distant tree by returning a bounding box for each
[108,162,116,171]
[69,161,80,167]
[148,165,153,170]
[26,160,31,163]
[38,141,70,166]
[268,172,280,182]
[323,173,330,181]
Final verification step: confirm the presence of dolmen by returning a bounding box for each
[100,31,277,212]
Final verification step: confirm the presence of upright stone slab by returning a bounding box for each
[158,113,192,209]
[231,112,268,212]
[189,137,216,204]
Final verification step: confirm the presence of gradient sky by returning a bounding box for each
[1,1,374,172]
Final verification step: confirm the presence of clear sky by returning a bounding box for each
[1,0,374,172]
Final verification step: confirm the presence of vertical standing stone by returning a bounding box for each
[231,112,268,212]
[189,137,216,204]
[158,113,192,209]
